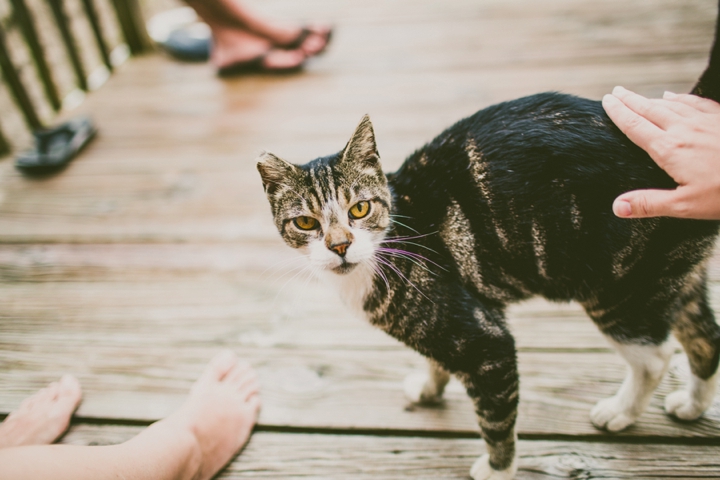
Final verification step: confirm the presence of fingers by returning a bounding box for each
[613,189,680,218]
[602,94,665,159]
[663,91,720,114]
[610,86,680,129]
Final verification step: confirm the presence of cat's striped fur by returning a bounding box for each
[258,5,720,478]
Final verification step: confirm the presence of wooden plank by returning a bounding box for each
[1,337,719,439]
[58,425,720,478]
[0,242,716,350]
[0,0,713,243]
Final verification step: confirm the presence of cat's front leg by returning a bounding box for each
[421,308,519,479]
[404,358,450,405]
[457,356,519,480]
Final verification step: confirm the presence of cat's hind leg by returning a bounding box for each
[404,358,451,405]
[666,275,720,420]
[590,338,673,432]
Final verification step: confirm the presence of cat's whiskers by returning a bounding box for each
[368,257,391,292]
[389,217,420,234]
[272,262,316,306]
[374,254,434,304]
[375,247,439,276]
[260,254,309,280]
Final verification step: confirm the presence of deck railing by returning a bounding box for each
[0,0,152,156]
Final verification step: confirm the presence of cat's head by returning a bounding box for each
[257,115,392,275]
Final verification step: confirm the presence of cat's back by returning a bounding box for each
[389,92,719,301]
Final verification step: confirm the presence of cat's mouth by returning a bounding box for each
[331,261,357,275]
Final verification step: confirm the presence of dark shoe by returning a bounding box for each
[162,24,212,62]
[217,51,305,77]
[147,7,210,61]
[16,116,97,173]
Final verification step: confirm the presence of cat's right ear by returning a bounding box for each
[257,152,298,196]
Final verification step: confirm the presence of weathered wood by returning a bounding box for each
[0,22,42,129]
[48,0,88,91]
[0,242,717,352]
[1,337,718,439]
[108,0,150,55]
[0,118,9,156]
[0,0,715,243]
[80,0,113,72]
[59,425,720,478]
[1,0,719,477]
[9,0,62,110]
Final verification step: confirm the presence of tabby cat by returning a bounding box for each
[257,4,720,479]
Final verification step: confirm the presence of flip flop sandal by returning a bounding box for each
[282,27,333,56]
[217,51,306,77]
[16,116,97,173]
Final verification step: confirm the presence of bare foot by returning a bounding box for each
[211,25,305,71]
[0,375,82,449]
[159,350,260,480]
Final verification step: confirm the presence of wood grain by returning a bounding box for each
[1,0,719,477]
[59,425,720,478]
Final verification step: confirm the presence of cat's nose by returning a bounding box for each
[330,241,351,257]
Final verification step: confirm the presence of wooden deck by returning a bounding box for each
[2,0,720,477]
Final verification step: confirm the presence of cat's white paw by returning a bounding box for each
[665,390,706,420]
[403,372,443,405]
[590,396,638,432]
[470,454,517,480]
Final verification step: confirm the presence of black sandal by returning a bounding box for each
[16,116,97,173]
[217,50,306,77]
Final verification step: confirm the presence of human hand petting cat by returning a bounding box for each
[602,86,720,220]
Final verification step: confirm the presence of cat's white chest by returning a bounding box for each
[320,263,376,316]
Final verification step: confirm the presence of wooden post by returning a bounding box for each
[109,0,152,55]
[9,0,62,111]
[0,25,42,130]
[48,0,88,91]
[81,0,113,72]
[0,121,10,157]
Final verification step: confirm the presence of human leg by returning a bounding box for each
[185,0,331,55]
[0,350,260,480]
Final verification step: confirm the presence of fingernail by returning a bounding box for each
[663,91,677,99]
[602,94,618,104]
[612,86,626,95]
[613,199,632,217]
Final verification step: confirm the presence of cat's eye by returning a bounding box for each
[294,216,319,230]
[349,201,370,219]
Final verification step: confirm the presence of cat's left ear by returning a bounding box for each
[341,114,380,168]
[257,152,299,196]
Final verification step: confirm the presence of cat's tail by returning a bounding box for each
[691,0,720,101]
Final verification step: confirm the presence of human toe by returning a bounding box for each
[201,350,239,384]
[51,375,82,416]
